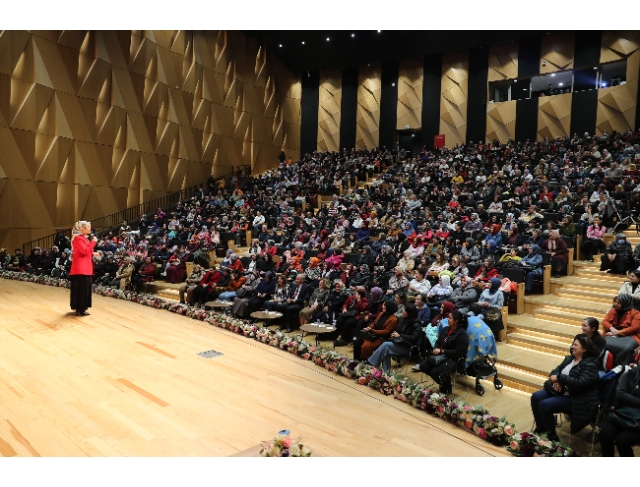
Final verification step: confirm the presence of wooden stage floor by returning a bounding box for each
[0,279,508,457]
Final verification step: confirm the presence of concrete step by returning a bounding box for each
[533,308,587,327]
[496,342,559,380]
[554,289,615,304]
[525,295,612,315]
[506,332,569,357]
[550,276,622,291]
[507,314,580,341]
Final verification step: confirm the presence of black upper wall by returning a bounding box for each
[339,67,359,150]
[300,70,320,155]
[379,61,399,149]
[421,53,442,149]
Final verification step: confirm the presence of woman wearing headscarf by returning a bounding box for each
[299,278,331,324]
[368,303,422,372]
[463,213,483,238]
[247,271,276,313]
[412,309,469,394]
[333,287,369,346]
[541,229,568,278]
[474,277,505,336]
[402,222,416,243]
[602,293,640,366]
[485,224,503,252]
[619,270,640,311]
[315,280,348,324]
[316,229,331,260]
[179,264,206,304]
[354,299,399,361]
[601,233,635,275]
[426,275,454,315]
[450,277,479,314]
[70,221,97,316]
[520,244,544,293]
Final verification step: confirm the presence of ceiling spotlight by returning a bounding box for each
[523,88,527,91]
[593,67,598,70]
[302,41,305,45]
[551,73,555,77]
[377,30,381,33]
[602,82,607,87]
[514,80,517,83]
[351,33,355,38]
[279,44,282,47]
[326,37,330,41]
[559,83,563,86]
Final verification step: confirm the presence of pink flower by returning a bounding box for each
[477,428,487,439]
[280,436,293,448]
[504,425,515,436]
[464,419,473,430]
[509,440,520,451]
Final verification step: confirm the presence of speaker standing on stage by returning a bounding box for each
[70,220,97,316]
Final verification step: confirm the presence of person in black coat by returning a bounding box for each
[281,274,312,332]
[314,280,348,327]
[530,334,600,442]
[367,303,423,372]
[599,353,640,456]
[412,310,470,394]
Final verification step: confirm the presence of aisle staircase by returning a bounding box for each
[495,227,639,393]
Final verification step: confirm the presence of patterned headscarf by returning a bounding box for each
[71,221,90,242]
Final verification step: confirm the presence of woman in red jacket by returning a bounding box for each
[70,221,97,316]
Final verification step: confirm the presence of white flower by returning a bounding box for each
[289,444,301,456]
[300,446,311,456]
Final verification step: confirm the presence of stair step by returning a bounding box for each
[496,342,559,378]
[495,365,545,394]
[551,276,622,290]
[506,332,569,357]
[526,296,612,314]
[507,315,580,340]
[554,290,614,303]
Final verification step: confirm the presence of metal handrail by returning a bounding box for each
[22,165,251,254]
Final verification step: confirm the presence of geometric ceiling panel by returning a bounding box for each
[540,32,574,74]
[488,44,518,82]
[396,59,423,130]
[355,64,381,150]
[439,52,468,147]
[317,69,342,152]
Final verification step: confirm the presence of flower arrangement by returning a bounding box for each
[1,269,579,457]
[259,433,312,457]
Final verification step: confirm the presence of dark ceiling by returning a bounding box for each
[243,30,544,74]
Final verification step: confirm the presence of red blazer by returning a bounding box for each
[70,236,96,276]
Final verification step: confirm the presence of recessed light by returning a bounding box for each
[279,44,282,47]
[551,73,555,77]
[301,41,305,45]
[593,67,598,70]
[602,82,607,87]
[377,30,381,33]
[351,33,355,38]
[514,80,517,83]
[326,37,330,41]
[523,88,527,91]
[559,83,563,86]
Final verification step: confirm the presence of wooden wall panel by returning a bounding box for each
[439,53,468,147]
[486,100,516,144]
[317,69,342,152]
[355,64,381,150]
[596,49,640,135]
[396,59,423,130]
[537,93,572,140]
[488,44,518,82]
[540,32,575,73]
[0,30,300,250]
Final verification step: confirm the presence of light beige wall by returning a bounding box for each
[396,59,423,130]
[0,30,300,250]
[439,52,468,147]
[355,64,381,150]
[317,69,342,152]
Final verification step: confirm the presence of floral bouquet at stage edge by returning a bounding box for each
[260,432,312,457]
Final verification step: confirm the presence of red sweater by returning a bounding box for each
[70,236,96,276]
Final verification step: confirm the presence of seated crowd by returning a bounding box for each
[2,130,640,455]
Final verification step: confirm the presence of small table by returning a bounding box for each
[250,311,283,325]
[207,300,234,310]
[299,323,337,348]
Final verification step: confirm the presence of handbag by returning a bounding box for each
[427,354,446,367]
[357,329,377,341]
[606,407,640,432]
[543,379,565,396]
[235,288,248,298]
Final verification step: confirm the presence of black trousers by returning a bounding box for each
[417,357,458,386]
[600,254,633,274]
[599,419,640,457]
[581,238,605,259]
[193,285,211,304]
[335,314,358,340]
